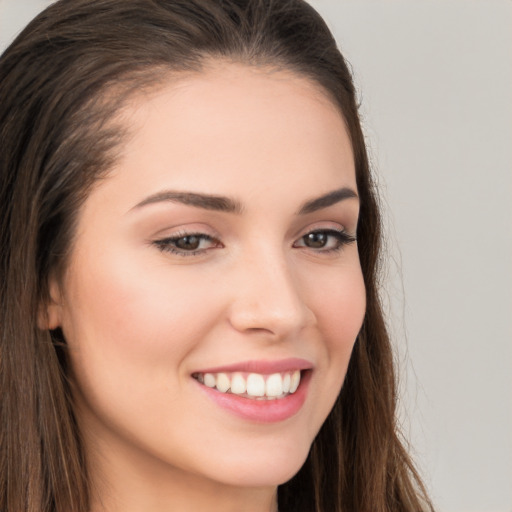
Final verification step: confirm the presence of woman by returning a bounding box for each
[0,0,434,511]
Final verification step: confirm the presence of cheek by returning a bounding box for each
[321,270,366,347]
[58,248,230,457]
[60,247,222,392]
[306,255,366,350]
[304,257,366,391]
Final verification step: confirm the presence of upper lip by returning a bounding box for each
[192,358,313,375]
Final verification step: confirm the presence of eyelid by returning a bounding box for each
[150,221,221,239]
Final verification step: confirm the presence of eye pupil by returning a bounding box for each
[304,232,327,248]
[176,235,201,250]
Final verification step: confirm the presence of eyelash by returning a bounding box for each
[292,228,356,253]
[153,232,220,257]
[153,228,356,257]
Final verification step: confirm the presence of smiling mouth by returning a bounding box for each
[192,370,302,400]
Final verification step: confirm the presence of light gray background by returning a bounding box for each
[1,1,511,511]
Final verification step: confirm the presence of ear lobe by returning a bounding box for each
[37,278,63,330]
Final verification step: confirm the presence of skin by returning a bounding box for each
[46,63,366,512]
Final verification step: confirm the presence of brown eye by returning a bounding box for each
[175,235,201,251]
[154,233,220,256]
[303,232,329,248]
[294,229,356,253]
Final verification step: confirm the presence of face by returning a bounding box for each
[49,63,366,496]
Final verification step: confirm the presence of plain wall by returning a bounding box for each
[1,1,511,511]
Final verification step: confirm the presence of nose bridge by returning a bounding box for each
[228,242,312,337]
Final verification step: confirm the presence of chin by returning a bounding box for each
[198,437,312,488]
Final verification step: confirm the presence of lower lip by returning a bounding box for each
[195,371,311,423]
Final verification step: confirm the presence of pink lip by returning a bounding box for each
[192,357,313,375]
[193,367,312,423]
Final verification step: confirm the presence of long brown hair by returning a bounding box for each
[0,1,433,511]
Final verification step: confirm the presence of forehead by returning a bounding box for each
[84,62,356,219]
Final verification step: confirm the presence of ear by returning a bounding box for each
[37,276,63,330]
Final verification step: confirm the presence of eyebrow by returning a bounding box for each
[132,191,244,214]
[131,187,358,215]
[298,187,358,214]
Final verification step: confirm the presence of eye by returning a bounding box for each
[153,232,221,256]
[294,228,356,253]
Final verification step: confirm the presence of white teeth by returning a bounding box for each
[282,373,291,393]
[195,370,303,399]
[216,373,230,393]
[246,373,265,397]
[230,373,246,394]
[289,370,300,393]
[265,373,283,397]
[204,373,216,388]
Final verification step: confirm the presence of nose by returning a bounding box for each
[227,248,315,339]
